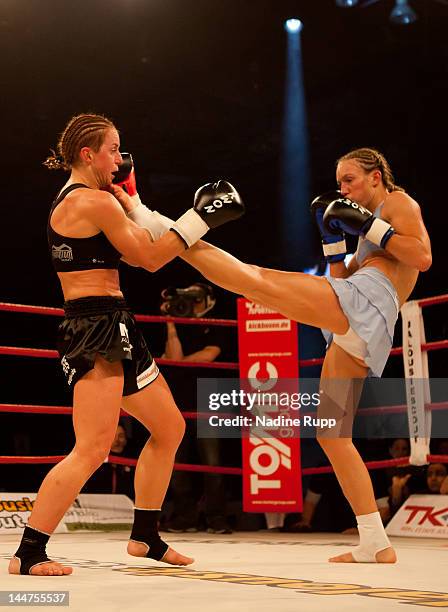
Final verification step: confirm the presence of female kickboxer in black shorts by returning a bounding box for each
[9,113,243,576]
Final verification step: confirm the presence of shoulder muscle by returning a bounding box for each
[82,191,127,231]
[383,191,427,239]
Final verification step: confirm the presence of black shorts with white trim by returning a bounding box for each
[57,296,159,395]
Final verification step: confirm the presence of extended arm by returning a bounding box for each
[87,176,244,272]
[85,191,186,272]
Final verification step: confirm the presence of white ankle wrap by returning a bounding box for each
[352,511,391,563]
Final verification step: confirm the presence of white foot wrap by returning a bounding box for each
[351,511,391,562]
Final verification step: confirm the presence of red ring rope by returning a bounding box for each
[1,338,447,367]
[2,401,447,418]
[0,346,239,369]
[0,302,237,326]
[0,454,447,477]
[2,293,448,316]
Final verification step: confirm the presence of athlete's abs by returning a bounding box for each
[358,253,418,307]
[57,269,123,301]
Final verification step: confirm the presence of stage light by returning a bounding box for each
[281,17,311,269]
[335,0,359,7]
[390,0,417,24]
[285,19,303,33]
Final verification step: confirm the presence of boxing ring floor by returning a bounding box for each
[0,532,447,611]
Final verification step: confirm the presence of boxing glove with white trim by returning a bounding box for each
[171,180,244,247]
[323,196,394,248]
[311,191,347,263]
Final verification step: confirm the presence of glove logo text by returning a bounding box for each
[204,193,234,214]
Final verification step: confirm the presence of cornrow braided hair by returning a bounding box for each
[43,113,116,171]
[337,147,405,193]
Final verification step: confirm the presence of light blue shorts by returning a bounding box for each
[323,267,399,377]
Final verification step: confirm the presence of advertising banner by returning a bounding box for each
[386,494,448,538]
[0,494,133,534]
[237,298,302,513]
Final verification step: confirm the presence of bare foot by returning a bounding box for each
[8,556,73,576]
[161,547,194,566]
[127,541,194,566]
[329,546,397,563]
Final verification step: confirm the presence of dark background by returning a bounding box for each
[0,0,446,466]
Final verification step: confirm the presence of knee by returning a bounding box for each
[172,413,186,447]
[74,439,114,471]
[172,414,186,448]
[317,436,353,454]
[152,412,185,451]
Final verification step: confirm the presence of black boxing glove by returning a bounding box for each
[310,191,347,263]
[323,196,395,248]
[171,180,245,247]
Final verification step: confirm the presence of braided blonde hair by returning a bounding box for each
[337,147,404,192]
[43,113,116,170]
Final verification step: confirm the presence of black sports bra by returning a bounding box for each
[47,184,121,272]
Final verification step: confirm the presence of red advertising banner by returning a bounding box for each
[237,298,302,513]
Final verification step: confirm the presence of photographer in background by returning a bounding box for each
[161,284,220,364]
[160,284,232,534]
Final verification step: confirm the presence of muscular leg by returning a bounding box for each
[182,241,349,334]
[182,243,395,561]
[317,343,396,563]
[122,374,193,565]
[9,356,124,576]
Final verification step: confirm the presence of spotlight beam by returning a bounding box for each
[281,19,313,269]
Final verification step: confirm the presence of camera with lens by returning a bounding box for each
[160,283,216,318]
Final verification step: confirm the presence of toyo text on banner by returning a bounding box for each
[237,298,302,513]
